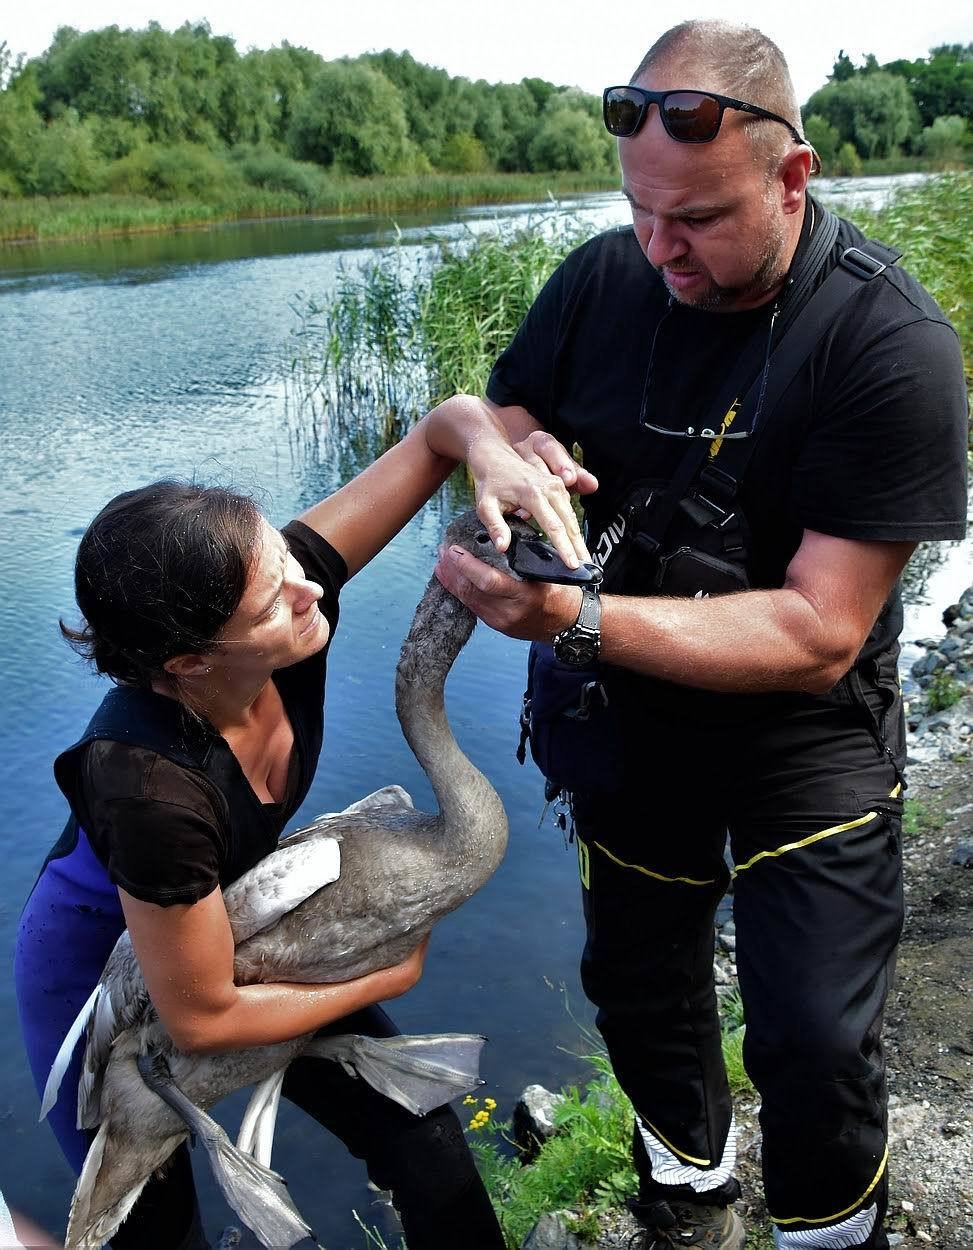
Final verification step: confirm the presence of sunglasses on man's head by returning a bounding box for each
[603,85,819,171]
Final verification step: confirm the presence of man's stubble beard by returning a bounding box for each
[663,214,788,312]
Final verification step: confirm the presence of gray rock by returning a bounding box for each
[911,653,943,679]
[521,1212,589,1250]
[949,841,973,868]
[907,742,944,766]
[513,1084,566,1158]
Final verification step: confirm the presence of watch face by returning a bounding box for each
[557,635,598,667]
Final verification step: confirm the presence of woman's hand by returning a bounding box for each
[466,431,593,569]
[511,429,599,500]
[384,933,431,998]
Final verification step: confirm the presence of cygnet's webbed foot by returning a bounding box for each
[305,1032,487,1116]
[136,1053,319,1249]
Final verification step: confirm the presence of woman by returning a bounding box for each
[15,398,588,1250]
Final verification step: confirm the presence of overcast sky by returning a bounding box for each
[5,0,971,104]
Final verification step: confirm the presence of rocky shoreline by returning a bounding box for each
[514,585,973,1250]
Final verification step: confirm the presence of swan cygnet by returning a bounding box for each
[49,511,537,1250]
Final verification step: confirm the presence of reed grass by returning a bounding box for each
[283,211,595,443]
[285,171,972,454]
[0,172,619,245]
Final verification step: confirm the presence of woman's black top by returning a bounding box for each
[66,520,347,907]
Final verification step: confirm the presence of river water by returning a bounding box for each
[0,175,968,1248]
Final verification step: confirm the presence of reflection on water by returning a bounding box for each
[0,178,968,1246]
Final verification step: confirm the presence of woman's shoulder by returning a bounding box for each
[283,519,348,622]
[81,740,226,822]
[80,741,231,905]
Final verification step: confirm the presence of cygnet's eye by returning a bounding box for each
[475,532,490,546]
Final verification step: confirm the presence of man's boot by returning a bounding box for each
[626,1197,746,1249]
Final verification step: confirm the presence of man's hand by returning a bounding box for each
[435,544,581,641]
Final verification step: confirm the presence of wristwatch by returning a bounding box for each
[552,585,602,667]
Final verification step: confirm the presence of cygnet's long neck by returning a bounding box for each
[395,575,508,867]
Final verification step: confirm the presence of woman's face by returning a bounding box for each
[212,518,330,676]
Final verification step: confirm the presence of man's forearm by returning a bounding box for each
[599,587,854,695]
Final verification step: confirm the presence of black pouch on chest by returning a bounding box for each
[593,456,753,599]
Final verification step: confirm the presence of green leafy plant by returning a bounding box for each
[902,797,947,837]
[926,669,966,712]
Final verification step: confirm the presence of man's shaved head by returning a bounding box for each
[632,21,805,169]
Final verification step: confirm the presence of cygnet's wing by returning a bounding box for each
[41,930,145,1129]
[222,835,341,945]
[319,784,415,819]
[305,1033,487,1116]
[225,785,415,943]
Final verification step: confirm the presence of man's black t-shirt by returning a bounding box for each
[488,198,968,691]
[74,520,347,906]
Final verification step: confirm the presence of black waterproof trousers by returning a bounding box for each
[572,655,906,1250]
[106,1006,504,1250]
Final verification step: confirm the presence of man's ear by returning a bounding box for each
[162,652,213,680]
[779,147,812,215]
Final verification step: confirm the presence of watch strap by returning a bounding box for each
[575,585,602,631]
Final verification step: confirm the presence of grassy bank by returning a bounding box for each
[0,171,620,245]
[464,1009,752,1250]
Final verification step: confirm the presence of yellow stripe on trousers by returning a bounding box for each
[770,1146,888,1226]
[733,783,902,878]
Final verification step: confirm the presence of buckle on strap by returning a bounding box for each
[698,462,739,501]
[840,246,887,280]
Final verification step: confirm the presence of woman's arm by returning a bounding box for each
[296,395,593,579]
[119,886,427,1055]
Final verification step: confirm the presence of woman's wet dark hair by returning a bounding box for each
[61,481,263,688]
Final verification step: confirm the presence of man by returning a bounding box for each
[435,20,969,1250]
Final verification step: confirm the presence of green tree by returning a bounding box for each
[438,132,490,172]
[834,141,863,175]
[33,110,107,194]
[288,61,412,175]
[492,81,540,170]
[363,50,451,165]
[804,72,915,158]
[252,44,325,148]
[804,113,839,166]
[0,46,43,193]
[528,103,611,172]
[831,51,856,82]
[917,114,970,163]
[104,141,239,198]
